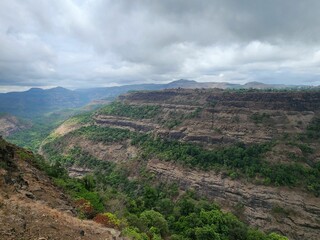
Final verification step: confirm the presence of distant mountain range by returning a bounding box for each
[0,87,89,117]
[0,79,316,117]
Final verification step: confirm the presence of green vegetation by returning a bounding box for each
[72,125,134,143]
[133,135,320,194]
[37,143,288,240]
[6,108,93,151]
[93,212,122,228]
[250,112,272,124]
[99,101,202,129]
[160,108,203,129]
[99,102,161,119]
[226,88,318,93]
[6,116,63,152]
[0,112,10,117]
[43,123,320,196]
[163,119,183,129]
[271,205,292,218]
[188,107,203,119]
[67,111,93,124]
[305,117,320,140]
[5,91,319,239]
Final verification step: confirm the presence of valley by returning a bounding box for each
[2,1,320,239]
[36,88,320,240]
[0,113,30,137]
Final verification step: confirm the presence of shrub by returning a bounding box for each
[99,102,161,119]
[250,112,271,124]
[140,210,169,237]
[74,198,96,219]
[122,227,149,240]
[267,233,289,240]
[93,212,121,229]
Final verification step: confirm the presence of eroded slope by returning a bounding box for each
[42,89,320,240]
[0,114,30,137]
[0,137,121,240]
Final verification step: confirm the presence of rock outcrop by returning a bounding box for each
[0,114,29,137]
[0,137,123,240]
[147,159,320,240]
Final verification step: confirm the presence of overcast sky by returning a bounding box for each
[1,0,320,92]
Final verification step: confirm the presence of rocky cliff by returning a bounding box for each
[0,114,29,137]
[44,89,320,240]
[147,159,320,240]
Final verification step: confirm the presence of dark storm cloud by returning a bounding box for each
[0,0,320,92]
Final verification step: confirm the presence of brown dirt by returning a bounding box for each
[0,139,124,240]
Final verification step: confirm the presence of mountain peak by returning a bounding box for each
[52,86,66,90]
[170,79,197,84]
[244,81,265,85]
[27,87,44,92]
[49,86,71,92]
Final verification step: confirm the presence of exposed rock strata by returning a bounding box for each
[46,89,320,239]
[147,159,320,240]
[0,115,29,137]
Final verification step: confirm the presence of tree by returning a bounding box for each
[267,233,289,240]
[195,226,221,240]
[140,210,169,237]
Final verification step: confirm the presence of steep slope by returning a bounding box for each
[0,137,122,240]
[42,88,320,240]
[0,114,30,136]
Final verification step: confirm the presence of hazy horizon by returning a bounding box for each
[0,79,317,94]
[1,0,320,92]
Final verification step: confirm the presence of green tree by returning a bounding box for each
[267,233,289,240]
[82,174,96,191]
[140,210,169,237]
[195,226,221,240]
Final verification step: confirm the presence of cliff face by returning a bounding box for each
[147,160,320,240]
[45,89,320,240]
[103,89,319,148]
[0,114,29,137]
[0,137,121,240]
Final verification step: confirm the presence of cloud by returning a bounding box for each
[0,0,320,91]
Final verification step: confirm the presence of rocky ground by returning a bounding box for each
[0,137,123,240]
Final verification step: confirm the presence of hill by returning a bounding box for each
[0,137,123,239]
[39,88,320,239]
[0,87,88,117]
[0,80,314,118]
[0,113,30,137]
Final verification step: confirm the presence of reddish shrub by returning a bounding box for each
[93,212,120,229]
[74,198,95,218]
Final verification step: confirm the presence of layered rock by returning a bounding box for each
[147,159,320,240]
[46,88,320,239]
[0,114,29,137]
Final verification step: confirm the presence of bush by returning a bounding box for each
[250,112,271,124]
[75,198,96,219]
[122,227,149,240]
[267,233,289,240]
[99,102,161,119]
[140,210,169,237]
[93,212,121,229]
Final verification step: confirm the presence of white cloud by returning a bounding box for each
[0,0,320,91]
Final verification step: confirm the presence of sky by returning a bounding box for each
[1,0,320,92]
